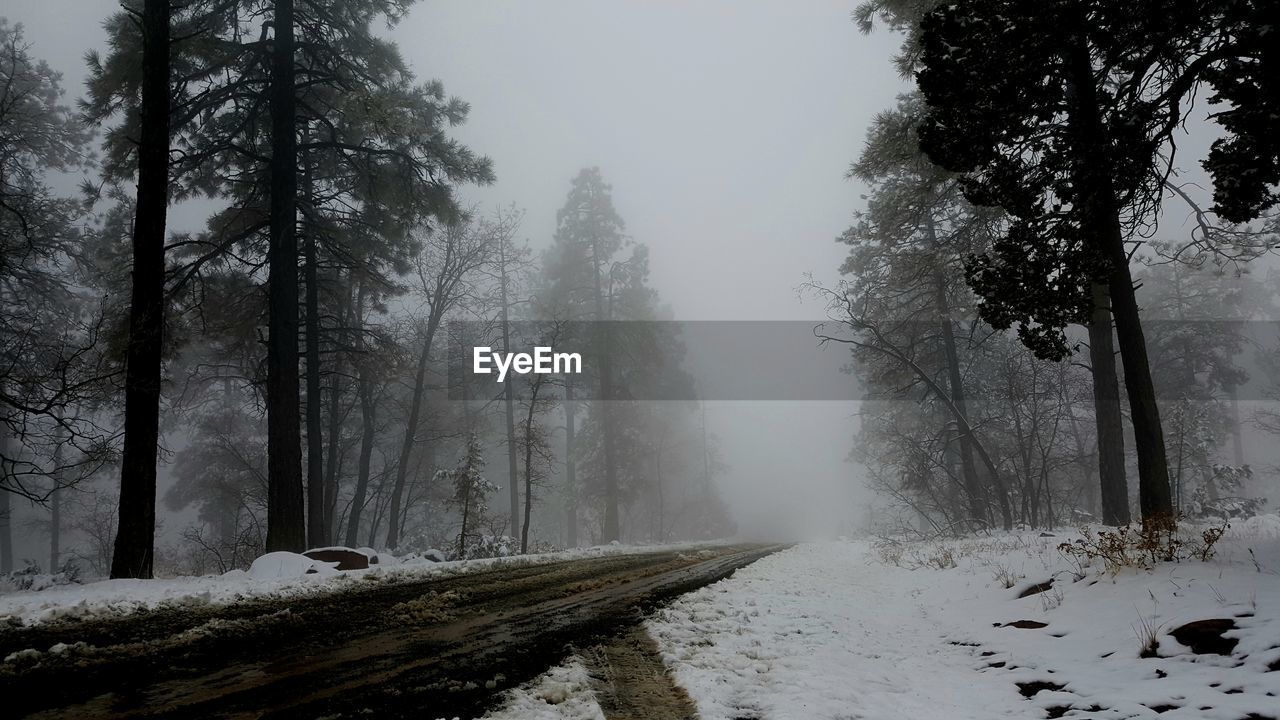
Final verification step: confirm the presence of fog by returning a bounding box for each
[2,0,1276,577]
[2,0,902,562]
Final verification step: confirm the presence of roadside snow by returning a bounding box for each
[0,540,728,627]
[647,526,1280,720]
[246,551,339,579]
[478,657,606,720]
[648,541,1028,719]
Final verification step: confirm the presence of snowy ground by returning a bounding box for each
[484,518,1280,720]
[0,540,726,627]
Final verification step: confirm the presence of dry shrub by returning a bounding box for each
[1058,515,1227,575]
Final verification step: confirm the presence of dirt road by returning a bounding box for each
[0,544,783,719]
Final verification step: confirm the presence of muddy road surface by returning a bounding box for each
[0,544,783,719]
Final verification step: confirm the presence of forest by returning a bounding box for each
[2,2,1279,718]
[0,2,735,582]
[0,0,1276,583]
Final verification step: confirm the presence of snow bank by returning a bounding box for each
[648,527,1280,719]
[0,539,730,627]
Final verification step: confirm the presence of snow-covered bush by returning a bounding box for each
[0,560,82,593]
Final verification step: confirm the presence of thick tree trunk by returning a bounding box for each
[265,0,305,553]
[1107,238,1173,522]
[564,380,578,548]
[1087,283,1131,525]
[1067,32,1172,526]
[303,153,325,549]
[111,0,169,579]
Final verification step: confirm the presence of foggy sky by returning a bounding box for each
[7,1,911,537]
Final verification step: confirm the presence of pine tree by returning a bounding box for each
[913,0,1187,523]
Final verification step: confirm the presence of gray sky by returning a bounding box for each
[8,0,909,537]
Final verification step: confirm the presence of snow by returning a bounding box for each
[478,658,606,720]
[246,552,339,579]
[0,540,729,627]
[647,541,1027,719]
[643,523,1280,719]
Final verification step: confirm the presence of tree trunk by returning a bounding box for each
[934,269,986,526]
[1067,31,1172,526]
[324,353,344,542]
[345,369,375,548]
[324,277,350,542]
[500,243,520,544]
[521,402,536,554]
[111,0,169,579]
[345,284,374,548]
[564,379,578,548]
[50,434,63,572]
[384,315,440,550]
[590,236,620,543]
[457,488,471,559]
[50,485,61,572]
[1087,283,1131,525]
[0,486,11,573]
[303,153,325,549]
[265,0,305,553]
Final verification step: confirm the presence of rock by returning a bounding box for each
[1016,579,1054,598]
[1017,680,1065,697]
[1168,618,1239,656]
[303,547,370,571]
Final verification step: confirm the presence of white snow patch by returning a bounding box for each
[478,657,605,720]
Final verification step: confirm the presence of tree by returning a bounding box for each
[480,206,530,543]
[83,0,493,556]
[542,168,629,542]
[913,0,1184,523]
[104,0,172,578]
[383,216,496,549]
[839,98,1011,529]
[1200,0,1280,223]
[515,337,556,553]
[0,20,111,515]
[444,434,496,559]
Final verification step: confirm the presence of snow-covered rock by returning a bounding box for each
[247,552,339,579]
